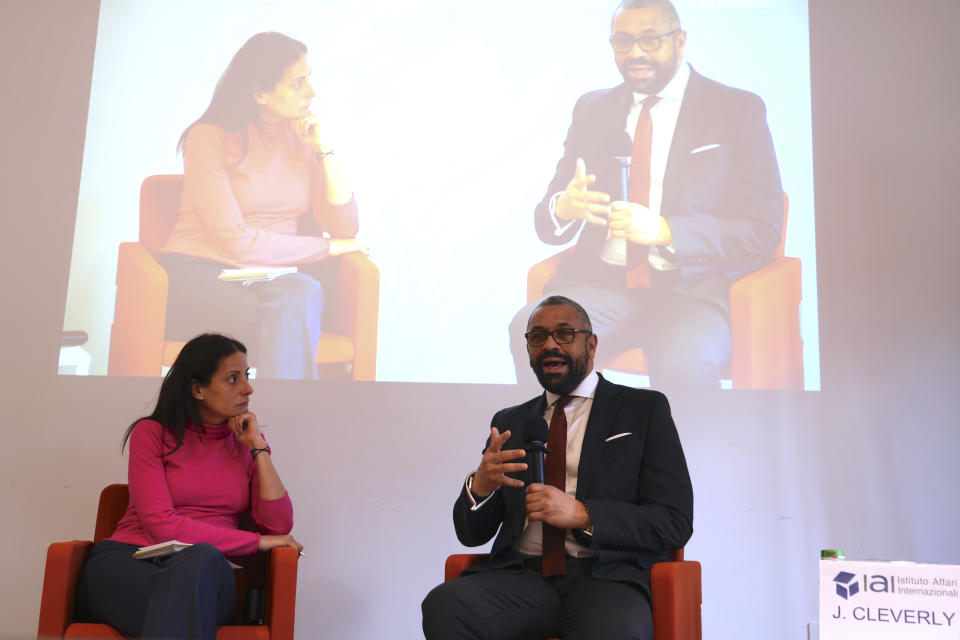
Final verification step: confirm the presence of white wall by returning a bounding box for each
[2,0,959,639]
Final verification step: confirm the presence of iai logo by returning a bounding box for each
[834,571,860,600]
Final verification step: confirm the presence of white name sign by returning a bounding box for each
[820,559,960,639]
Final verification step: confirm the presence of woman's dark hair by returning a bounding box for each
[121,333,247,455]
[177,32,308,156]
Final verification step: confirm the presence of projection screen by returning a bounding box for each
[60,0,819,389]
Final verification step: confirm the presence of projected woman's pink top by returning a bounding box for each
[108,419,293,556]
[160,121,358,267]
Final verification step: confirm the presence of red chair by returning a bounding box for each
[37,484,299,640]
[107,174,379,380]
[444,549,702,640]
[528,194,803,389]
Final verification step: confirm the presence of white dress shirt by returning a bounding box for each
[464,371,602,559]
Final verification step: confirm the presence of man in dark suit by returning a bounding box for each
[510,0,783,389]
[423,295,693,639]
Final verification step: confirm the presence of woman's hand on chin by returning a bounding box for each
[293,112,327,154]
[228,411,266,450]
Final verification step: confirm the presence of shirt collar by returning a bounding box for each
[632,60,690,105]
[187,420,232,438]
[545,371,600,407]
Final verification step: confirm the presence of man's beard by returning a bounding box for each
[530,349,589,395]
[618,53,676,95]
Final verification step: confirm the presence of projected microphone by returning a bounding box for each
[614,132,633,201]
[523,416,550,484]
[614,155,631,201]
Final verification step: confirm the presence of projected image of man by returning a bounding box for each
[510,0,783,389]
[423,295,693,639]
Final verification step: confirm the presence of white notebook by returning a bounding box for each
[218,267,297,286]
[132,540,191,560]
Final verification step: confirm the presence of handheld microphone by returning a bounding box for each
[614,131,633,201]
[615,155,631,201]
[523,416,550,484]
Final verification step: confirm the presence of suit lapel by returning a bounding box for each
[606,83,634,154]
[530,394,548,438]
[662,68,709,213]
[575,376,623,500]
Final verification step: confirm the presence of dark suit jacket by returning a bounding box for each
[534,66,783,312]
[452,375,693,597]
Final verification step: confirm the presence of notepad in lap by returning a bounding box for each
[217,267,297,284]
[133,540,192,560]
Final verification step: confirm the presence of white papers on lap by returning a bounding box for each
[218,267,298,287]
[132,540,192,560]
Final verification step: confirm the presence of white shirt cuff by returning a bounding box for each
[548,192,577,237]
[465,472,496,511]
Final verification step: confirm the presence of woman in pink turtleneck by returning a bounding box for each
[157,32,369,379]
[75,333,303,639]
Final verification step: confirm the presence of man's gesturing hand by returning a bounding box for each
[525,484,591,530]
[555,158,611,226]
[470,427,528,498]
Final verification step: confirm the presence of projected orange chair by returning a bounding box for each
[38,484,299,640]
[107,174,379,380]
[528,194,803,389]
[444,549,701,640]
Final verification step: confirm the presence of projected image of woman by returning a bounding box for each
[75,333,303,639]
[158,32,368,379]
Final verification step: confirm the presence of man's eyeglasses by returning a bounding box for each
[524,328,592,347]
[609,29,680,53]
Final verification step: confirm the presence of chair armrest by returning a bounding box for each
[263,547,299,640]
[651,560,702,640]
[444,554,489,582]
[38,540,93,638]
[729,256,803,389]
[107,242,168,376]
[332,252,380,381]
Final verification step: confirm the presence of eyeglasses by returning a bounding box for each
[609,29,680,53]
[524,328,592,347]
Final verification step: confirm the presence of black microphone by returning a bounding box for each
[523,416,550,484]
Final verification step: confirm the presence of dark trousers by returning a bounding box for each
[422,558,652,640]
[511,268,731,389]
[75,540,236,640]
[158,254,324,379]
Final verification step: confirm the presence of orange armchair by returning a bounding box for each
[444,549,702,640]
[107,174,379,380]
[37,484,299,640]
[528,194,802,389]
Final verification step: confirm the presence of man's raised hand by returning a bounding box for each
[470,427,528,498]
[555,158,612,226]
